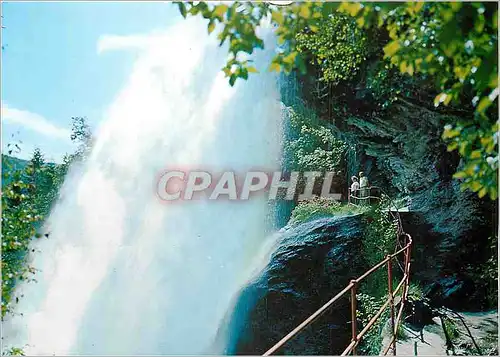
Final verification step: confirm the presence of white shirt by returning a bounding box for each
[359,177,369,188]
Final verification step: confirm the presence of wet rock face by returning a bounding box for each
[401,184,497,311]
[224,216,366,355]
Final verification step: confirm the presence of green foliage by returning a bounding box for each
[469,234,498,308]
[356,293,387,355]
[25,149,58,219]
[365,63,426,109]
[177,1,270,85]
[1,347,25,356]
[176,2,328,81]
[482,235,498,283]
[69,116,93,161]
[290,197,366,225]
[355,198,398,354]
[1,155,42,317]
[442,316,460,341]
[296,14,368,84]
[407,283,424,302]
[443,121,498,200]
[284,108,347,172]
[1,117,92,320]
[361,198,397,297]
[177,1,498,200]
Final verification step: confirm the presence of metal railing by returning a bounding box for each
[348,186,382,206]
[263,192,412,356]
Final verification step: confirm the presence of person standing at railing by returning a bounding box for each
[359,171,369,204]
[350,176,359,204]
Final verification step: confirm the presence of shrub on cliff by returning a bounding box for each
[284,106,347,172]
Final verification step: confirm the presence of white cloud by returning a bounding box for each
[97,33,158,54]
[1,103,71,141]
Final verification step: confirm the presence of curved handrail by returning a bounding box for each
[263,193,412,356]
[348,186,382,205]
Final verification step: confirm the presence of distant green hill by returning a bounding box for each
[2,155,30,186]
[2,154,60,187]
[2,155,29,172]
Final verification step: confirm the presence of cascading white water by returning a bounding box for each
[2,17,283,355]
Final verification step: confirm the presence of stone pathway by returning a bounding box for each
[380,310,498,356]
[380,318,447,356]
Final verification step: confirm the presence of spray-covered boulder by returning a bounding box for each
[223,215,366,355]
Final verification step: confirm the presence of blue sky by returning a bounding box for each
[2,1,180,162]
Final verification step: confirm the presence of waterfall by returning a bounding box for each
[2,17,283,355]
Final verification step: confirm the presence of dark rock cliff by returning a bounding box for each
[223,216,366,355]
[403,182,497,311]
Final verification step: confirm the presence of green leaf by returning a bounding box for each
[339,2,363,17]
[407,63,414,76]
[269,62,281,72]
[383,41,400,57]
[309,24,319,32]
[247,66,259,73]
[477,97,492,113]
[400,61,407,73]
[453,171,468,179]
[177,2,187,18]
[489,73,498,88]
[449,2,462,11]
[470,181,482,192]
[299,4,311,19]
[470,150,482,159]
[442,126,460,139]
[413,2,424,12]
[208,21,216,34]
[240,68,248,80]
[283,51,298,65]
[447,142,459,151]
[271,10,284,25]
[489,186,498,200]
[213,4,228,19]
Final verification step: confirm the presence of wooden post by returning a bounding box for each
[387,257,396,355]
[350,280,357,355]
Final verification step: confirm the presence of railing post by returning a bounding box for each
[387,256,396,355]
[403,237,409,275]
[350,280,357,355]
[404,241,412,301]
